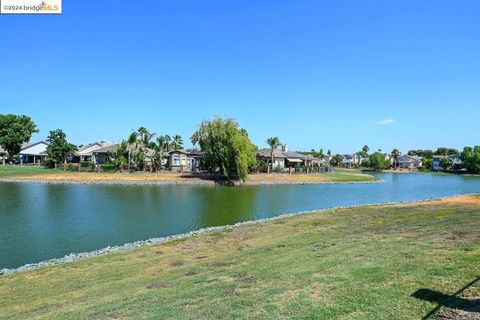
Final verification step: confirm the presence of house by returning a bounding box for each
[256,148,287,170]
[431,154,463,171]
[283,151,315,168]
[340,154,363,168]
[19,141,49,165]
[92,144,118,164]
[168,149,204,172]
[397,154,422,170]
[185,148,204,172]
[257,144,319,170]
[74,141,113,162]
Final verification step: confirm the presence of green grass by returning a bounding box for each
[0,165,57,177]
[321,171,377,182]
[1,196,479,319]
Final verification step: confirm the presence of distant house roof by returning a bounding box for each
[257,148,287,158]
[283,151,308,159]
[19,141,49,156]
[432,154,461,159]
[92,144,118,154]
[399,154,422,162]
[76,141,113,156]
[169,150,188,155]
[186,148,203,156]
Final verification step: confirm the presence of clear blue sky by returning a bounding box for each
[1,0,478,153]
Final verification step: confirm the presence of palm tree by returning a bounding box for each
[391,149,400,169]
[362,145,370,154]
[266,137,281,174]
[163,135,171,152]
[127,131,139,171]
[170,134,184,151]
[191,131,200,147]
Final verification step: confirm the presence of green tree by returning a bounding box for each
[266,137,281,174]
[151,149,162,172]
[329,154,343,167]
[319,148,324,160]
[435,147,459,156]
[0,114,38,161]
[368,152,390,170]
[170,134,184,151]
[46,129,77,169]
[390,149,400,168]
[461,146,480,174]
[362,145,369,154]
[439,156,453,171]
[191,117,256,181]
[114,140,129,171]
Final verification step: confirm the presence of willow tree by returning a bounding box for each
[191,117,256,181]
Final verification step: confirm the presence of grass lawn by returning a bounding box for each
[0,165,377,184]
[0,165,58,177]
[1,195,479,319]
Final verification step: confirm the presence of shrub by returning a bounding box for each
[257,160,268,173]
[66,163,78,171]
[43,159,55,168]
[80,161,92,168]
[101,162,116,172]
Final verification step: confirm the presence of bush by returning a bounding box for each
[66,163,78,171]
[80,161,92,168]
[101,162,116,172]
[257,160,268,173]
[43,159,55,168]
[274,165,284,173]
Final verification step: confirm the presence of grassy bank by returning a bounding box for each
[0,165,377,185]
[1,196,479,319]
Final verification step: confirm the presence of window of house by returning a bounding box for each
[173,155,180,165]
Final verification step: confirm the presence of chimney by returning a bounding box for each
[283,144,288,152]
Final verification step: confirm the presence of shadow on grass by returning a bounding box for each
[411,277,480,319]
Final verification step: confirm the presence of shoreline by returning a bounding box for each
[0,177,382,187]
[1,192,477,276]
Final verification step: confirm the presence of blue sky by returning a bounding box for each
[0,0,478,153]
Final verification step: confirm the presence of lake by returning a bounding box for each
[1,172,480,269]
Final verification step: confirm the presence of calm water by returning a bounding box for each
[1,172,480,269]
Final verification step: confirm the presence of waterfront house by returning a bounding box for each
[74,141,113,162]
[340,154,363,168]
[431,154,463,171]
[168,149,204,172]
[256,148,287,170]
[257,144,319,170]
[92,144,118,164]
[283,151,315,168]
[397,154,422,170]
[19,141,49,165]
[185,148,204,172]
